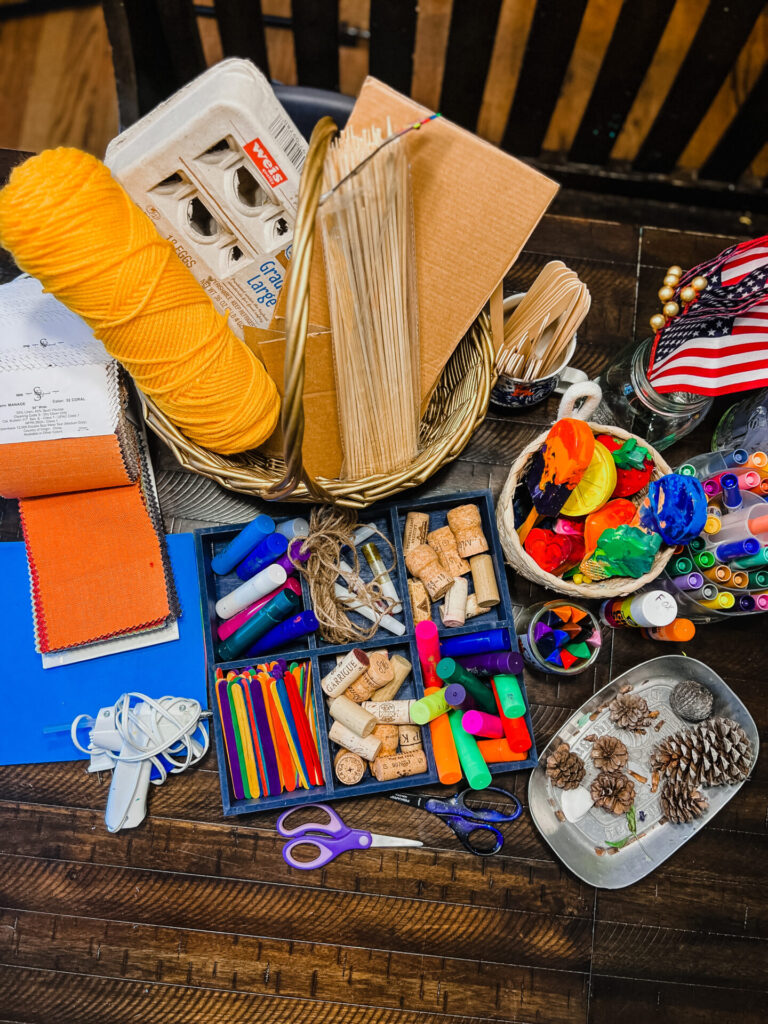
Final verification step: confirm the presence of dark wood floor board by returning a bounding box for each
[589,972,766,1024]
[524,215,639,267]
[0,964,569,1024]
[592,917,768,989]
[639,224,750,270]
[0,802,593,917]
[0,855,595,972]
[0,908,589,1024]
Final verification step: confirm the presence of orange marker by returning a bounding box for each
[476,737,527,764]
[424,685,462,784]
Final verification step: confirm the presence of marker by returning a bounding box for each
[455,651,524,677]
[756,594,768,610]
[461,709,504,738]
[692,550,716,570]
[721,473,743,510]
[704,515,721,535]
[729,571,749,589]
[641,618,695,642]
[436,658,496,713]
[728,449,749,466]
[693,583,718,603]
[688,537,706,553]
[738,595,756,612]
[215,563,287,620]
[235,532,289,580]
[415,620,441,687]
[600,591,677,629]
[699,591,735,610]
[748,569,768,588]
[679,464,696,476]
[216,588,301,661]
[211,514,275,575]
[715,537,760,562]
[245,609,319,656]
[217,577,302,641]
[671,571,704,591]
[747,450,767,468]
[672,556,693,575]
[448,709,492,790]
[439,629,511,657]
[703,564,731,584]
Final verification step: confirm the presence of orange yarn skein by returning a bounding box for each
[0,148,279,455]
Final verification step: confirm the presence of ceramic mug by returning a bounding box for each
[490,293,587,410]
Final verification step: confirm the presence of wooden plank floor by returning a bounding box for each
[0,146,765,1020]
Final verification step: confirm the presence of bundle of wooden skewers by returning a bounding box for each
[496,262,590,381]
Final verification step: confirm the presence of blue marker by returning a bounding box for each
[715,537,760,562]
[211,514,275,575]
[440,629,511,658]
[246,610,319,656]
[721,474,742,511]
[236,533,289,580]
[738,595,756,612]
[726,449,749,467]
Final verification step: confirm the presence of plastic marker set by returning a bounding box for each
[105,59,306,337]
[195,491,536,815]
[660,446,768,620]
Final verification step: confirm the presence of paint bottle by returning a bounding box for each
[600,591,677,629]
[640,618,695,642]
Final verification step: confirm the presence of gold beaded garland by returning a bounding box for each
[662,301,680,318]
[658,285,675,302]
[692,276,708,291]
[650,262,704,334]
[663,273,680,287]
[667,265,683,277]
[680,285,697,303]
[650,313,666,331]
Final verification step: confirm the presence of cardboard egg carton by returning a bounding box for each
[105,59,307,337]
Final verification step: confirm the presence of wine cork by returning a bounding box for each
[334,748,367,785]
[371,654,411,701]
[344,671,378,703]
[447,504,488,558]
[408,578,431,623]
[406,544,454,600]
[372,749,428,781]
[465,594,482,619]
[428,526,470,576]
[403,511,430,553]
[328,721,382,761]
[368,650,394,686]
[470,554,500,609]
[371,723,399,756]
[398,724,422,751]
[442,577,468,627]
[328,694,377,737]
[361,699,414,724]
[322,649,370,697]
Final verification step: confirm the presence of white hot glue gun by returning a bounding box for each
[71,693,210,832]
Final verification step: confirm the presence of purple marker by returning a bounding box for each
[716,537,760,562]
[443,683,478,711]
[738,595,756,612]
[245,610,319,656]
[235,532,289,580]
[274,538,310,576]
[671,571,704,592]
[455,651,524,677]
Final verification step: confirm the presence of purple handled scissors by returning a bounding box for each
[277,803,423,870]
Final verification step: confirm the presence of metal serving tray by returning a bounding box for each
[528,655,759,889]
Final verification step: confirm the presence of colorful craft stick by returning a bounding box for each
[231,682,260,797]
[216,679,245,800]
[261,677,293,791]
[241,675,268,794]
[284,670,324,786]
[272,679,310,789]
[247,679,282,796]
[226,681,253,798]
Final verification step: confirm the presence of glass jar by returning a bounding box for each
[515,601,601,677]
[711,388,768,452]
[593,337,712,450]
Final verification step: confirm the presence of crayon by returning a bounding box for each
[455,651,524,676]
[415,620,441,687]
[448,709,492,790]
[424,685,462,784]
[476,737,527,764]
[443,683,477,711]
[211,514,275,575]
[491,675,526,719]
[410,687,450,724]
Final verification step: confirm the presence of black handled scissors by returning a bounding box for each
[389,786,522,856]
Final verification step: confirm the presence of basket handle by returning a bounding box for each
[268,116,339,502]
[557,380,602,421]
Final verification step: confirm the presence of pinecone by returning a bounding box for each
[545,743,586,790]
[591,735,628,772]
[650,716,752,788]
[660,779,709,824]
[609,693,653,733]
[590,771,635,814]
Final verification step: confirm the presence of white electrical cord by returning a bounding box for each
[71,692,210,785]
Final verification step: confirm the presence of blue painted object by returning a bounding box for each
[211,514,275,574]
[235,533,289,580]
[715,537,760,562]
[194,491,536,816]
[640,473,708,545]
[246,610,319,657]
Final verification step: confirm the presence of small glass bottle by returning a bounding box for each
[711,388,768,452]
[593,337,712,450]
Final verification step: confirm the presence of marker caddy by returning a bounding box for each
[195,490,536,815]
[658,446,768,622]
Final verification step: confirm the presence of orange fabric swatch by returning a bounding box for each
[0,435,133,498]
[20,481,171,652]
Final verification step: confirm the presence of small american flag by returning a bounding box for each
[648,235,768,396]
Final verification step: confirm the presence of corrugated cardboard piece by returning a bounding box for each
[254,78,558,480]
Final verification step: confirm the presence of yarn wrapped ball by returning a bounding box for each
[0,148,280,455]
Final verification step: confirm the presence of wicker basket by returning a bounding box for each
[140,117,494,509]
[496,422,674,598]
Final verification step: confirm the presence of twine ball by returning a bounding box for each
[0,148,279,455]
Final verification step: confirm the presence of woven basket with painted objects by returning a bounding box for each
[141,117,494,509]
[496,422,674,599]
